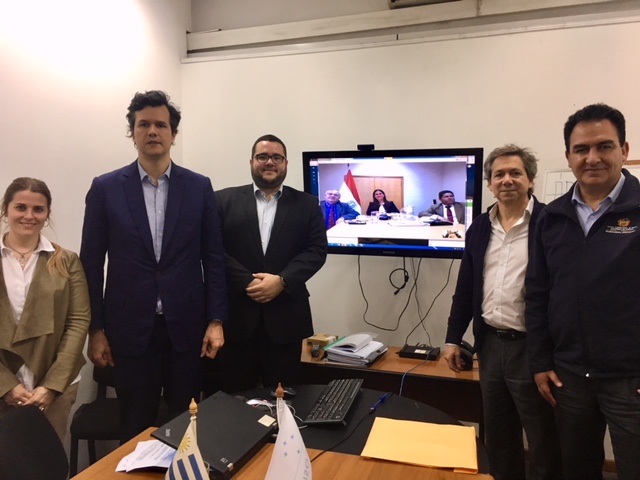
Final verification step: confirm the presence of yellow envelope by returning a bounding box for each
[361,417,478,474]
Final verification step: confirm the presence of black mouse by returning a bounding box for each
[270,387,296,398]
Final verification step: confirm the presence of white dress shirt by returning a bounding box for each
[481,197,534,332]
[254,183,283,254]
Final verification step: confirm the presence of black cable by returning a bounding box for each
[404,258,455,345]
[409,258,432,346]
[389,257,409,295]
[356,255,370,324]
[361,257,410,332]
[309,408,374,463]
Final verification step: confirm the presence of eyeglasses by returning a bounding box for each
[253,154,286,164]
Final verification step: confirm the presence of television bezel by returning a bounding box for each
[302,147,484,259]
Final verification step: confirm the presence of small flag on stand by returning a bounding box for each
[165,399,209,480]
[265,384,313,480]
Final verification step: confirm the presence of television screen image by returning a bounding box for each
[303,147,484,259]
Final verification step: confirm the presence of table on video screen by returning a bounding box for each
[300,342,483,434]
[326,221,465,247]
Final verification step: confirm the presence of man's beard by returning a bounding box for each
[252,168,286,190]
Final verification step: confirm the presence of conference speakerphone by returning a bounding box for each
[398,344,440,360]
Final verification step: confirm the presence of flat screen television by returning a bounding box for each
[302,147,484,259]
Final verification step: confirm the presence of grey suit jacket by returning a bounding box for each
[418,202,465,224]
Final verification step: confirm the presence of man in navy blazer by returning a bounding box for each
[209,134,327,393]
[80,91,227,441]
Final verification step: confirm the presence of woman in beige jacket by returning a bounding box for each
[0,177,90,441]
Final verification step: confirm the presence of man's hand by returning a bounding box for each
[2,384,33,407]
[534,370,562,406]
[201,321,225,359]
[88,330,115,367]
[246,273,284,303]
[444,344,464,373]
[24,386,56,411]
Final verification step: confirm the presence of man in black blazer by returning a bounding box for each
[80,91,228,441]
[211,134,327,393]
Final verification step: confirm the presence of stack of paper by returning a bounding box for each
[324,333,387,366]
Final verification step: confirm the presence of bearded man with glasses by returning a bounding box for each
[204,134,327,394]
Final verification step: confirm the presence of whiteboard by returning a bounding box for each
[543,163,640,204]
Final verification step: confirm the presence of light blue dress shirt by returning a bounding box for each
[571,173,624,235]
[138,161,171,313]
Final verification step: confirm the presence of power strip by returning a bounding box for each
[398,344,440,360]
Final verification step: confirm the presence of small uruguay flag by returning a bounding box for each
[165,412,208,480]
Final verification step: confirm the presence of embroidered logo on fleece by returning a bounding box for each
[605,218,637,234]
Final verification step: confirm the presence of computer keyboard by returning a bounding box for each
[303,378,364,425]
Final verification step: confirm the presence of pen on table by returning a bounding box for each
[369,392,392,413]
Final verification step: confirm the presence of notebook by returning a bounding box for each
[152,391,276,479]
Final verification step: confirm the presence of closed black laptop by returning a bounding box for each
[152,391,276,479]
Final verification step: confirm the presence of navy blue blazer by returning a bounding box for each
[80,161,228,356]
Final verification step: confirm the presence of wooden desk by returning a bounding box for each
[301,343,483,429]
[72,428,494,480]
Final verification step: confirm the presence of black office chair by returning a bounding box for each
[0,405,69,480]
[69,365,171,476]
[69,365,120,476]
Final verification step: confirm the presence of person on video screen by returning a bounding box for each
[418,190,465,224]
[365,189,400,216]
[320,190,358,229]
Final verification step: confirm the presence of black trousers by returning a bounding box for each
[479,333,561,480]
[113,314,202,442]
[204,319,302,395]
[553,366,640,480]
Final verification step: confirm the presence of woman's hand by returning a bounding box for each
[2,384,32,407]
[24,386,56,411]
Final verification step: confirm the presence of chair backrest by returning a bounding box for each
[0,405,69,480]
[92,364,116,397]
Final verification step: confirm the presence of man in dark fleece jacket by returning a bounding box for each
[526,103,640,480]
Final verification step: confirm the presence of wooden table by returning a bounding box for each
[72,428,494,480]
[301,342,483,431]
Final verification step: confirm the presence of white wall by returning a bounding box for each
[181,20,640,350]
[0,0,188,252]
[0,0,189,463]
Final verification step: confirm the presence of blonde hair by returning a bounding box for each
[47,243,70,278]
